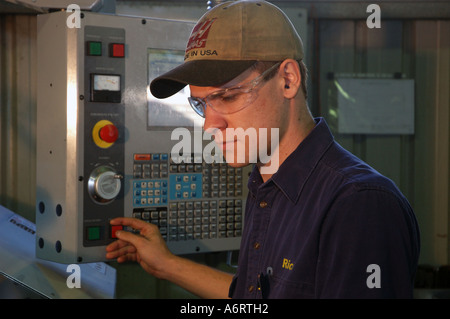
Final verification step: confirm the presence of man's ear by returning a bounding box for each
[280,59,301,99]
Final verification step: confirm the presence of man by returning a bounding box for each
[106,0,420,298]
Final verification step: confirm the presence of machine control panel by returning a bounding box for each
[36,12,248,264]
[82,25,126,248]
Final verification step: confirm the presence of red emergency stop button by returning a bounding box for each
[92,120,119,149]
[99,124,119,143]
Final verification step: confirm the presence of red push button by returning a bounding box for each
[110,43,125,58]
[99,124,119,143]
[134,154,151,161]
[111,225,123,238]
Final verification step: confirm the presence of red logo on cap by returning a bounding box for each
[186,18,216,53]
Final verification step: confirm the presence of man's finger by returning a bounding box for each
[111,217,160,239]
[106,238,130,252]
[110,217,149,230]
[114,227,160,253]
[105,243,137,260]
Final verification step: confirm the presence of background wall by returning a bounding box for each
[318,18,450,267]
[0,0,449,297]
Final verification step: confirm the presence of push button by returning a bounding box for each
[110,43,125,58]
[87,41,102,56]
[99,124,119,143]
[111,225,123,238]
[87,226,101,240]
[92,120,119,149]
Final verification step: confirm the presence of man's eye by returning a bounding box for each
[208,88,244,104]
[207,94,222,102]
[221,94,239,102]
[221,90,246,102]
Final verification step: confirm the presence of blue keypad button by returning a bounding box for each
[133,179,169,207]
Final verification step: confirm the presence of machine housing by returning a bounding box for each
[36,11,250,263]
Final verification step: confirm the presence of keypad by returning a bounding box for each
[132,153,244,242]
[133,153,169,179]
[169,174,202,200]
[133,200,242,241]
[202,163,243,198]
[133,180,168,206]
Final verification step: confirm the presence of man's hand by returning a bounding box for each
[106,217,174,279]
[106,217,234,298]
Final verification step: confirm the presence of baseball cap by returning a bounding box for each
[150,0,304,99]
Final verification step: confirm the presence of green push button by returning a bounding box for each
[87,226,101,240]
[87,41,102,56]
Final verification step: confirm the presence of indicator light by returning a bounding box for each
[110,43,125,58]
[87,227,101,240]
[87,41,102,56]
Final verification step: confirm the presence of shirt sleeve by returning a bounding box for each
[315,187,420,298]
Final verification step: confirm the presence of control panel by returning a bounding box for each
[132,155,244,243]
[36,12,250,264]
[83,25,125,248]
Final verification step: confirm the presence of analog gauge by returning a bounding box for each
[93,74,120,91]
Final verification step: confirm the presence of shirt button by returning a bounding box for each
[259,201,268,208]
[253,242,261,250]
[248,285,255,293]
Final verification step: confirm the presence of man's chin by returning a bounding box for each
[223,161,250,168]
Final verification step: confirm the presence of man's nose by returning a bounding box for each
[203,105,227,134]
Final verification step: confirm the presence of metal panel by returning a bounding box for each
[0,15,37,223]
[358,20,404,185]
[34,11,250,264]
[414,20,450,266]
[115,1,450,19]
[320,19,411,189]
[318,20,357,153]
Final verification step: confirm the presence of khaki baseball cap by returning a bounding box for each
[150,0,304,99]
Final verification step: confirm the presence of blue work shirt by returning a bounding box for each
[229,118,420,298]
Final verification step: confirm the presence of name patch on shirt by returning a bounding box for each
[282,258,294,270]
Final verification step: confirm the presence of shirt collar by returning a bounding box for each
[248,117,335,203]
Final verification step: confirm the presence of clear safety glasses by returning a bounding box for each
[187,62,281,118]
